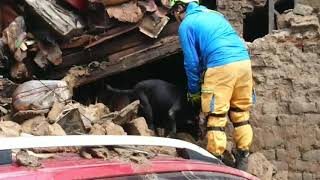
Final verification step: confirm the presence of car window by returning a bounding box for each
[94,171,246,180]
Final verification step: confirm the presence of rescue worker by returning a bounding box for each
[170,0,255,171]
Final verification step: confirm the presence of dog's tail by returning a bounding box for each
[105,84,134,95]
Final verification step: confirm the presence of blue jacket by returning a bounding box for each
[179,2,250,94]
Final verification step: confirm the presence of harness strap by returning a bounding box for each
[233,120,250,128]
[207,127,225,132]
[229,107,245,112]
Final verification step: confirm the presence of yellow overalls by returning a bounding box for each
[201,60,254,156]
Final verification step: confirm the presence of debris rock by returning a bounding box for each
[16,150,41,167]
[98,100,139,126]
[106,1,143,23]
[83,147,111,159]
[2,16,27,62]
[31,147,79,154]
[36,42,63,66]
[47,101,65,123]
[103,121,127,135]
[48,123,67,136]
[21,116,66,136]
[9,62,32,82]
[247,152,276,180]
[56,108,86,135]
[89,124,105,135]
[60,102,110,132]
[293,4,314,16]
[124,117,153,136]
[0,121,22,137]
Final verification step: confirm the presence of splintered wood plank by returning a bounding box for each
[24,0,85,38]
[74,35,180,87]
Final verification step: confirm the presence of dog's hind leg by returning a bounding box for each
[167,99,182,137]
[137,92,155,131]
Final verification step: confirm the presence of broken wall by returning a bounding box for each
[217,0,268,36]
[297,0,320,8]
[247,10,320,179]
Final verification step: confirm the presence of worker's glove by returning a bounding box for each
[187,92,201,107]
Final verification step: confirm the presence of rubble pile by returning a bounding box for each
[0,0,173,83]
[0,76,182,165]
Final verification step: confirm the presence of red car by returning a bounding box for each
[0,135,258,180]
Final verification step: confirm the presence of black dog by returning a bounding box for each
[104,79,199,137]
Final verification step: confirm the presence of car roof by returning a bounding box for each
[0,153,257,180]
[0,135,258,180]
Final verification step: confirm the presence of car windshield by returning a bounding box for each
[95,171,245,180]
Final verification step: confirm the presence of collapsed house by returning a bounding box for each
[0,0,320,179]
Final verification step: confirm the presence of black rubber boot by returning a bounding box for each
[235,150,250,171]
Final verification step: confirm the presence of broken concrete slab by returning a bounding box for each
[124,117,153,136]
[106,1,143,23]
[0,121,21,137]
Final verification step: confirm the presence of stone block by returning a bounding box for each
[262,102,279,115]
[295,125,317,151]
[276,148,300,162]
[303,114,320,125]
[261,149,276,160]
[262,126,284,149]
[289,100,317,114]
[124,117,153,136]
[250,114,277,127]
[293,4,314,16]
[302,150,320,162]
[288,172,302,180]
[289,160,320,172]
[276,114,300,126]
[271,160,289,170]
[273,171,288,180]
[302,172,313,180]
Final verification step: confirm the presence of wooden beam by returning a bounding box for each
[74,36,180,87]
[268,0,274,33]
